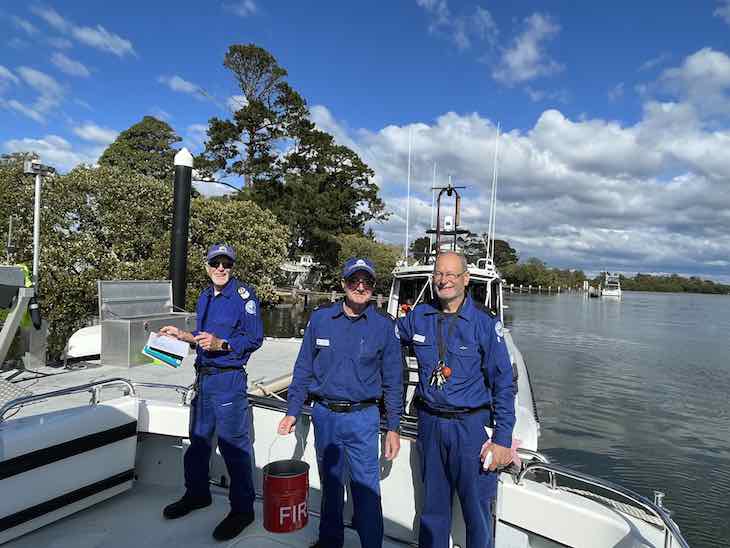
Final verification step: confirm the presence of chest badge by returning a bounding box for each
[413,334,426,343]
[238,287,250,300]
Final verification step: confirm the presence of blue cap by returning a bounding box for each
[342,257,376,280]
[206,243,236,262]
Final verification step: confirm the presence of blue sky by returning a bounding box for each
[3,1,730,280]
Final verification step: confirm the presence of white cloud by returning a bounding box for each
[17,66,63,97]
[714,0,730,25]
[158,74,201,96]
[3,66,65,122]
[607,82,624,102]
[11,16,38,35]
[0,65,20,88]
[224,0,258,17]
[148,107,172,121]
[73,123,118,145]
[48,37,73,49]
[185,123,208,151]
[51,52,90,77]
[227,94,248,112]
[2,135,99,172]
[492,13,563,85]
[2,100,45,123]
[30,5,135,57]
[417,0,498,50]
[307,47,730,279]
[658,47,730,117]
[639,52,670,72]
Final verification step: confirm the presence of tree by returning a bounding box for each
[410,236,431,258]
[98,116,181,181]
[200,43,387,270]
[197,44,302,186]
[0,164,289,358]
[318,233,400,293]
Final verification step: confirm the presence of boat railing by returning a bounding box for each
[514,459,688,548]
[132,381,193,404]
[0,377,136,422]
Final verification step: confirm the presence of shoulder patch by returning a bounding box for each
[495,320,504,339]
[238,286,250,300]
[245,300,257,314]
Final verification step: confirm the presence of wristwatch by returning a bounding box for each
[221,340,230,352]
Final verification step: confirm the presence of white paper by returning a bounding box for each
[147,332,190,359]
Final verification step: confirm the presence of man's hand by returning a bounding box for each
[384,430,400,461]
[277,416,297,435]
[159,326,194,344]
[194,331,223,351]
[480,441,512,471]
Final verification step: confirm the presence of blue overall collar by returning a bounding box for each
[331,300,370,320]
[424,294,476,322]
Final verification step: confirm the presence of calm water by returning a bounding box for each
[263,291,730,547]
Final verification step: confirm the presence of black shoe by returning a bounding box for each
[162,494,212,519]
[212,511,255,541]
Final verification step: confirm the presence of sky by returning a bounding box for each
[2,1,730,281]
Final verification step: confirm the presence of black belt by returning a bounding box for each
[414,397,490,418]
[311,397,379,413]
[196,366,241,376]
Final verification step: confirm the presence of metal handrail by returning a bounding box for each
[132,382,193,404]
[0,377,136,422]
[515,461,689,548]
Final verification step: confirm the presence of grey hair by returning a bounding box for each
[434,251,467,272]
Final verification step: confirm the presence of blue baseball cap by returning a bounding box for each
[206,243,236,262]
[342,257,376,280]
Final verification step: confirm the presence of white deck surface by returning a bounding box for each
[1,337,302,420]
[5,483,409,548]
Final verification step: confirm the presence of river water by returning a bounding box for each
[262,291,730,547]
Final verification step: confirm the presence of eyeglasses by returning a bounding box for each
[433,271,466,281]
[208,259,233,270]
[345,277,375,290]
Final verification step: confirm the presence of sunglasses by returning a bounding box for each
[345,276,375,290]
[208,259,233,269]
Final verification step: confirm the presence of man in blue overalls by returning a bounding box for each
[277,257,403,548]
[160,243,264,541]
[398,251,515,548]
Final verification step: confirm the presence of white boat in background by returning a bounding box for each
[0,159,688,547]
[602,273,623,298]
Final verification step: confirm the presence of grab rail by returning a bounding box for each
[515,461,689,548]
[132,382,193,405]
[0,377,136,422]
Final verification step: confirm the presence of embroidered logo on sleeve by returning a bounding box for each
[245,300,256,314]
[413,334,426,343]
[495,321,504,341]
[394,324,400,340]
[316,338,330,347]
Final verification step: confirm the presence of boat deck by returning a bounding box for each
[1,337,303,419]
[5,482,409,548]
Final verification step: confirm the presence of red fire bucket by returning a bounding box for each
[263,459,310,533]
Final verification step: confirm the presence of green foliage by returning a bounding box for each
[317,233,400,294]
[199,43,386,269]
[98,116,181,181]
[1,163,289,359]
[599,273,730,294]
[502,258,586,288]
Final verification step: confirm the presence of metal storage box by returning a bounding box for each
[99,280,195,368]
